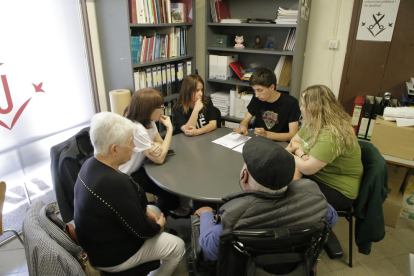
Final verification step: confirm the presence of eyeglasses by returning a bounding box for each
[156,106,166,110]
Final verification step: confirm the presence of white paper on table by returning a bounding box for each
[212,133,251,149]
[396,118,414,127]
[232,143,245,153]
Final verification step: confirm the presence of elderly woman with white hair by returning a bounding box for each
[74,112,185,276]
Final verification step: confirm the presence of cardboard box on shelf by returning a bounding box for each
[371,116,414,160]
[383,192,403,227]
[401,174,414,221]
[387,164,408,196]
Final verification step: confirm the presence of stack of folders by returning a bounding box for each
[274,7,298,24]
[130,26,188,63]
[128,0,192,24]
[133,60,192,95]
[210,91,230,116]
[274,56,293,87]
[283,28,296,51]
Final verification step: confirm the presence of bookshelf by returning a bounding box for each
[95,0,196,110]
[205,0,311,123]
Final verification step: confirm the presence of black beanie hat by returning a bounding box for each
[242,136,295,190]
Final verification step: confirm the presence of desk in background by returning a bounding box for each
[382,154,414,169]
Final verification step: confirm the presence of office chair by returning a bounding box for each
[23,200,159,276]
[50,127,93,223]
[0,181,24,245]
[188,215,331,276]
[212,105,222,129]
[325,140,388,268]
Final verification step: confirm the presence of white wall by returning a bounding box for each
[301,0,354,97]
[87,0,354,105]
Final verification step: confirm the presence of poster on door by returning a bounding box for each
[356,0,400,42]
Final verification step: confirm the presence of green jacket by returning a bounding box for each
[353,141,389,255]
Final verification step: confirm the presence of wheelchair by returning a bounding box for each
[187,215,331,276]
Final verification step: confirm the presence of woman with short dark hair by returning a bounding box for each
[120,88,189,218]
[173,74,217,136]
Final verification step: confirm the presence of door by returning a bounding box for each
[339,0,414,115]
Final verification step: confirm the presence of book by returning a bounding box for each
[274,56,286,83]
[209,0,218,23]
[176,0,193,23]
[278,56,293,86]
[137,0,145,23]
[229,61,246,81]
[129,0,137,23]
[143,0,150,23]
[215,1,231,23]
[171,3,184,23]
[134,71,140,91]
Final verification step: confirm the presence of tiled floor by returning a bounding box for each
[1,216,413,276]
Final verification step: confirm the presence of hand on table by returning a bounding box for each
[184,126,200,136]
[254,128,268,138]
[232,125,248,137]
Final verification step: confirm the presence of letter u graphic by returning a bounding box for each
[0,75,13,114]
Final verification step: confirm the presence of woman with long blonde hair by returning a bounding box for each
[286,85,363,210]
[173,74,217,136]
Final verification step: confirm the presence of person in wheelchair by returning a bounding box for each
[194,136,338,262]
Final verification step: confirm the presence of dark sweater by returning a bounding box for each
[74,157,160,267]
[353,141,389,254]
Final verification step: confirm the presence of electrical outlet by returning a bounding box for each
[329,40,339,50]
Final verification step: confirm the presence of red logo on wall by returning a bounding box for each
[0,63,45,130]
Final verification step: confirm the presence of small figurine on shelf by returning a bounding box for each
[234,35,245,49]
[254,36,261,49]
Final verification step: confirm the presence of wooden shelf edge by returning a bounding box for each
[130,23,193,28]
[207,47,294,56]
[207,23,296,28]
[206,79,290,92]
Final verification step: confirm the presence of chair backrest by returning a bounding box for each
[0,181,6,235]
[23,200,86,276]
[354,141,389,214]
[217,221,331,276]
[212,105,222,129]
[50,127,93,223]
